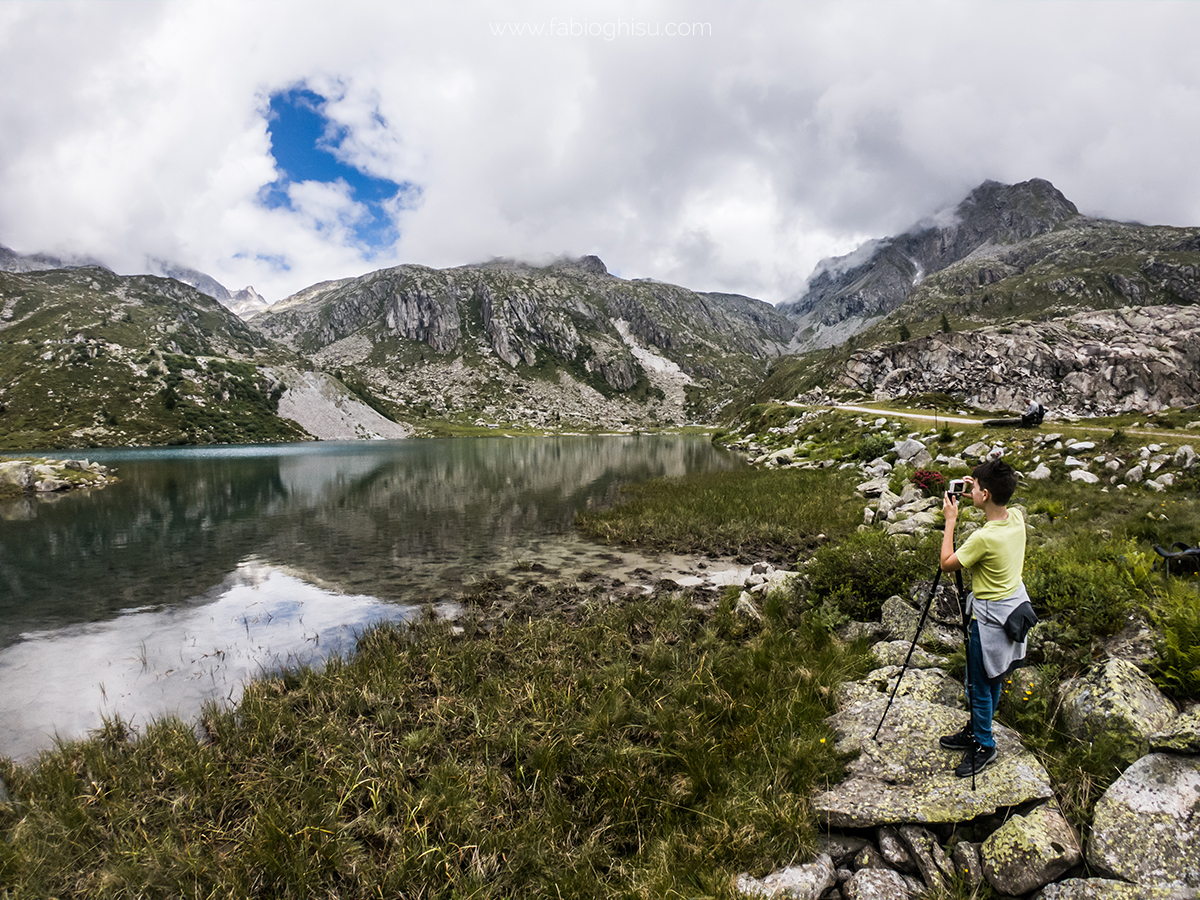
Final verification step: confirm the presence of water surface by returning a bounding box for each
[1,436,741,760]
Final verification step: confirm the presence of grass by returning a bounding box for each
[576,467,862,565]
[0,594,874,899]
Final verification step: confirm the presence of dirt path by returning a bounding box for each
[822,404,1195,442]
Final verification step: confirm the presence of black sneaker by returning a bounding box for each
[939,724,974,750]
[954,741,998,778]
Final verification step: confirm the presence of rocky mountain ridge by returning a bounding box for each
[779,179,1082,349]
[251,255,796,429]
[0,243,269,319]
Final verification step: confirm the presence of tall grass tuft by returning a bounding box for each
[0,593,875,899]
[576,468,861,564]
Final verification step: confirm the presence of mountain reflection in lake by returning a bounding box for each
[0,436,742,760]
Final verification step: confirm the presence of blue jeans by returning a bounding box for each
[967,620,1003,750]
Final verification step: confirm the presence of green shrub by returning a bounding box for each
[1025,537,1152,641]
[1148,580,1200,702]
[806,530,931,621]
[854,433,892,462]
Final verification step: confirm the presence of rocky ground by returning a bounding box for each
[734,583,1199,899]
[0,456,115,501]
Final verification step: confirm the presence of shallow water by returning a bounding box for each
[0,435,742,760]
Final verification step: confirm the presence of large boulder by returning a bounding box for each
[980,803,1083,894]
[1087,753,1200,894]
[1150,706,1200,754]
[812,697,1054,827]
[842,868,912,899]
[1060,658,1178,748]
[881,596,963,649]
[734,854,836,899]
[1036,878,1170,899]
[836,666,964,711]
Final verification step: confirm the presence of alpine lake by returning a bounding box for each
[0,435,745,761]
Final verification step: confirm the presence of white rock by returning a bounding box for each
[1070,470,1100,484]
[1030,463,1053,480]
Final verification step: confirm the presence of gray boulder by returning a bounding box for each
[734,854,836,899]
[1036,878,1166,899]
[870,640,949,669]
[881,595,963,649]
[893,438,926,461]
[1175,444,1196,468]
[0,461,36,490]
[812,697,1053,827]
[836,666,964,711]
[951,841,984,888]
[1150,706,1200,754]
[1061,658,1178,748]
[842,868,911,899]
[1088,753,1200,894]
[877,826,919,874]
[1030,462,1053,480]
[898,824,956,893]
[980,804,1083,895]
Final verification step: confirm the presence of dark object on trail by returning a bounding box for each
[1153,542,1200,576]
[983,402,1045,429]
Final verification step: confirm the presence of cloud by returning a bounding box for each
[1,0,1199,304]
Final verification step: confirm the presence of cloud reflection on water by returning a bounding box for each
[0,559,418,762]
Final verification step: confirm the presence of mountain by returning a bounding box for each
[147,259,269,319]
[0,245,269,320]
[0,266,381,449]
[779,179,1082,349]
[758,178,1200,416]
[250,255,796,429]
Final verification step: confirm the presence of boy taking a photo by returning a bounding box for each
[939,458,1035,777]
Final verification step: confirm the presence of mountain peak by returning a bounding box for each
[779,178,1081,347]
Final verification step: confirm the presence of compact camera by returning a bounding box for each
[947,479,967,496]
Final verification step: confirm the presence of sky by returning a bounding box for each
[2,1,1200,306]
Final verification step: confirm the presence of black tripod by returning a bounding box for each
[872,566,977,788]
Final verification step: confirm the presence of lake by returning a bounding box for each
[0,436,743,761]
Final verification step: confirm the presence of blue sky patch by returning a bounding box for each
[263,87,415,253]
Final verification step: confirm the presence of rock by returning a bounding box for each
[1060,658,1178,748]
[884,510,941,536]
[735,592,764,623]
[881,596,963,649]
[981,804,1083,895]
[893,438,926,461]
[1065,456,1088,468]
[812,698,1054,827]
[735,854,836,899]
[1036,878,1160,899]
[857,477,891,498]
[842,868,911,899]
[877,826,919,874]
[1030,463,1053,480]
[899,824,956,893]
[963,442,991,460]
[817,835,872,869]
[1069,470,1100,483]
[1152,473,1174,488]
[0,462,37,489]
[852,844,889,871]
[1175,444,1196,468]
[836,666,965,711]
[1150,706,1200,753]
[870,640,949,669]
[1125,464,1144,483]
[1088,753,1200,894]
[951,841,984,888]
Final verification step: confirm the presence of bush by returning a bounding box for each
[854,433,892,462]
[1025,537,1153,642]
[1148,580,1200,702]
[911,469,946,496]
[806,530,931,621]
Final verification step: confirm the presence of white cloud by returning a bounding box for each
[2,0,1199,304]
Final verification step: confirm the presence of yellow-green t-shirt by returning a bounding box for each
[956,508,1026,601]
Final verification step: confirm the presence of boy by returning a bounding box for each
[939,458,1033,777]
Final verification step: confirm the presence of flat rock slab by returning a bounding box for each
[813,697,1053,827]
